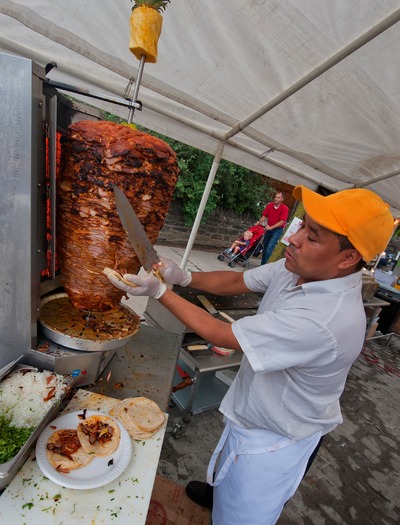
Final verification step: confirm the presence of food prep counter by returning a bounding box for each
[85,323,182,411]
[0,323,182,524]
[0,390,168,524]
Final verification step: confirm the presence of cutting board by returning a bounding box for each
[0,390,168,525]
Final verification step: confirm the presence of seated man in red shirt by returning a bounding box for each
[258,192,289,265]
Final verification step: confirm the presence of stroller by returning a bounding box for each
[218,224,265,268]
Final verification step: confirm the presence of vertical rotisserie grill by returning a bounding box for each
[0,49,179,490]
[0,51,139,383]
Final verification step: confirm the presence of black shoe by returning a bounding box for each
[185,480,213,510]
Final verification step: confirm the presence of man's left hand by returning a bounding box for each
[106,272,167,299]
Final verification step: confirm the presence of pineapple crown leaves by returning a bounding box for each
[130,0,171,13]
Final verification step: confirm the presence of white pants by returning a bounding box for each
[207,420,322,525]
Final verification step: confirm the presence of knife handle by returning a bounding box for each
[187,345,209,351]
[197,295,217,314]
[219,311,235,323]
[208,345,235,357]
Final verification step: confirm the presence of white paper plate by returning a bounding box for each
[35,410,132,489]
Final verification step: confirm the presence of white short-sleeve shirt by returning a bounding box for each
[220,259,365,439]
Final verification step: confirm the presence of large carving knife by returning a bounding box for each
[114,186,161,271]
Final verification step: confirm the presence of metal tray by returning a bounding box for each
[0,363,75,489]
[39,293,140,351]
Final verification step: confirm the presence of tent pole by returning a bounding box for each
[180,141,225,269]
[355,170,400,187]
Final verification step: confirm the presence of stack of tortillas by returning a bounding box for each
[110,397,165,440]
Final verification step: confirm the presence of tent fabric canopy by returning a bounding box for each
[1,0,400,218]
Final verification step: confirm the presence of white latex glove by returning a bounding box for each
[157,256,192,287]
[105,271,167,299]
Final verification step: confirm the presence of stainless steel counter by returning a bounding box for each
[85,323,182,411]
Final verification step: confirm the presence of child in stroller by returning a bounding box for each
[229,230,253,256]
[218,224,265,268]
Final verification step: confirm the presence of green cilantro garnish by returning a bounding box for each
[0,416,35,463]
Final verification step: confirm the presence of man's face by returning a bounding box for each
[284,214,350,284]
[274,193,284,205]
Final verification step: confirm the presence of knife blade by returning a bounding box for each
[114,186,161,272]
[197,295,218,315]
[197,295,236,323]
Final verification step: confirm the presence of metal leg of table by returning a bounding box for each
[367,331,400,347]
[182,369,201,423]
[171,369,201,439]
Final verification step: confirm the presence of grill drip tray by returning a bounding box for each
[39,293,141,351]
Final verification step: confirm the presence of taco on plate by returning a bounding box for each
[77,414,120,456]
[46,428,94,473]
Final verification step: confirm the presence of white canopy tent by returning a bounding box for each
[1,0,400,263]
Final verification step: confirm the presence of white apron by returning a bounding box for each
[207,420,322,525]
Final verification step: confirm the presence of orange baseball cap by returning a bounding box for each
[293,186,394,262]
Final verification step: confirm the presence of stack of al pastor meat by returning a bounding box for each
[57,120,179,311]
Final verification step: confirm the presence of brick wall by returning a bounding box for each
[158,182,296,250]
[158,199,259,250]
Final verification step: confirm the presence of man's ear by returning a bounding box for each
[338,249,362,269]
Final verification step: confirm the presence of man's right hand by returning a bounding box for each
[156,256,192,287]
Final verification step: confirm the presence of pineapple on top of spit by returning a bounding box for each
[129,0,171,63]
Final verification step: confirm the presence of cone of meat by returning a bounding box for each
[57,120,179,311]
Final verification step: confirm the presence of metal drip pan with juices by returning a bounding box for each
[39,293,141,352]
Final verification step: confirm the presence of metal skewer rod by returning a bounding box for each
[128,55,146,123]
